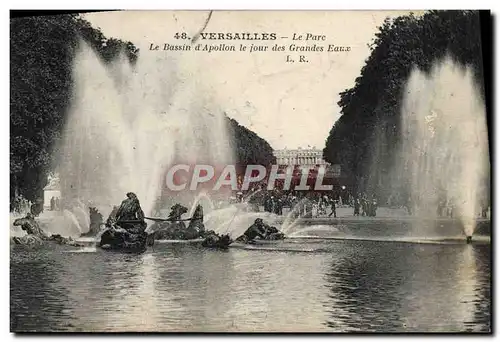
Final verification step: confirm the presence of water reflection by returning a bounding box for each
[10,248,72,332]
[324,242,407,331]
[51,250,161,331]
[152,246,239,331]
[10,240,490,332]
[323,242,491,332]
[464,246,491,332]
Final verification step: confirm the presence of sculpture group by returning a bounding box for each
[11,192,286,253]
[12,213,84,248]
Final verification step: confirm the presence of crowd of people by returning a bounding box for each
[228,185,379,218]
[227,180,490,219]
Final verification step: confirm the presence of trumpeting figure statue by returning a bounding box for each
[235,218,286,243]
[12,213,84,248]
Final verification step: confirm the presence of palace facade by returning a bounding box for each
[273,147,341,178]
[273,147,329,167]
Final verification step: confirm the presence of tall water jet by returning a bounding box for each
[395,57,489,236]
[55,41,234,228]
[188,192,215,218]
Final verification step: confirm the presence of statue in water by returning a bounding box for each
[12,213,84,248]
[13,213,47,247]
[202,217,284,247]
[99,192,149,253]
[236,218,285,243]
[150,203,189,240]
[201,232,233,249]
[146,202,231,247]
[185,204,205,240]
[81,207,104,237]
[115,192,147,232]
[236,218,267,243]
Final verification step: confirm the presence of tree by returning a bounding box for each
[225,116,276,168]
[10,14,139,206]
[322,10,484,199]
[11,14,276,209]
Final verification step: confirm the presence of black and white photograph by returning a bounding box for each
[9,10,491,333]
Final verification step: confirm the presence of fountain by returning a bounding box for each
[61,210,84,234]
[393,56,489,237]
[203,202,277,239]
[188,192,215,218]
[199,195,318,241]
[287,225,341,238]
[280,197,315,235]
[52,40,234,236]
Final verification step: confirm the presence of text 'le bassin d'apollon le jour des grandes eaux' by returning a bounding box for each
[149,32,351,63]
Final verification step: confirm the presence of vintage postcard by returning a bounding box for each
[10,10,491,333]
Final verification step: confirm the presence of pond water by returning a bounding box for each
[10,235,490,333]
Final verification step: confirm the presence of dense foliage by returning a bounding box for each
[322,10,485,200]
[226,116,276,167]
[10,13,275,208]
[10,14,139,207]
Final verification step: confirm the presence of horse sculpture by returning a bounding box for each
[149,204,190,240]
[185,205,206,239]
[147,203,232,248]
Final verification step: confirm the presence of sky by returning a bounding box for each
[82,10,416,150]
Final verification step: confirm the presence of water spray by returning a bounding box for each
[56,41,235,232]
[393,57,489,237]
[223,206,240,236]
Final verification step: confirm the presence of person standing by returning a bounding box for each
[448,198,455,218]
[276,198,283,215]
[353,198,360,216]
[481,198,489,218]
[361,196,367,216]
[264,195,271,213]
[329,197,337,218]
[366,195,373,216]
[371,196,378,217]
[270,196,276,214]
